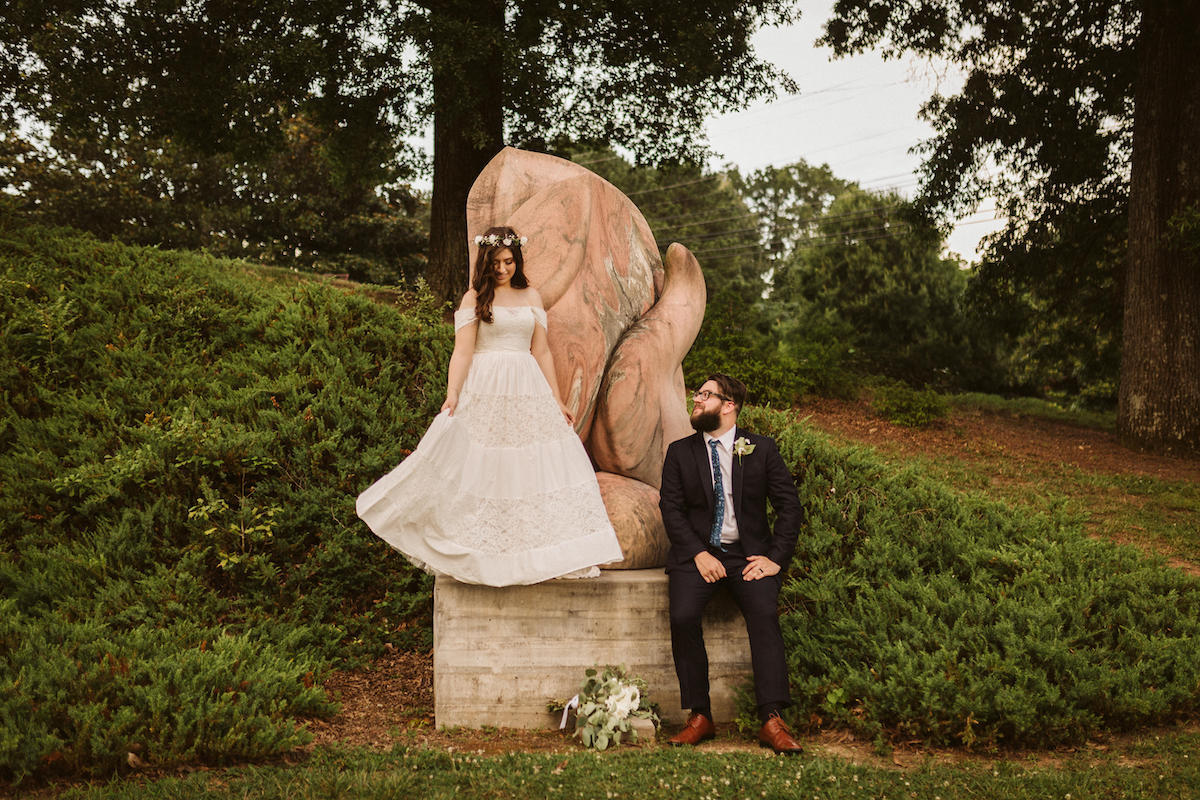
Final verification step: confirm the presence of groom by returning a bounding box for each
[659,372,804,753]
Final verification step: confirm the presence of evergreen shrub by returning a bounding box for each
[870,381,949,427]
[948,392,1116,432]
[738,406,1200,748]
[0,222,448,782]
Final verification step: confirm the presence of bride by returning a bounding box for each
[356,226,623,585]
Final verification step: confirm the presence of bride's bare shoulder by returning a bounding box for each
[522,286,545,309]
[458,288,477,310]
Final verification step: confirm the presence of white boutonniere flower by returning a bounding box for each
[733,436,756,461]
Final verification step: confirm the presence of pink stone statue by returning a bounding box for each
[466,147,706,568]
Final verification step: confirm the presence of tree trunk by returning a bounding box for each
[426,0,506,307]
[1119,0,1200,455]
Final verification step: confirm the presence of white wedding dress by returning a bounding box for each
[356,305,623,586]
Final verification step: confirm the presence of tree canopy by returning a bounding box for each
[1,0,804,300]
[821,0,1199,452]
[772,186,979,387]
[821,0,1138,225]
[2,115,427,283]
[821,0,1137,395]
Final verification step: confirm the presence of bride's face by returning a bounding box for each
[490,248,516,285]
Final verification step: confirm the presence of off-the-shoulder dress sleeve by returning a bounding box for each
[453,308,478,331]
[531,307,547,330]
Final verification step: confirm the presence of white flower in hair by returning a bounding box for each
[474,231,528,248]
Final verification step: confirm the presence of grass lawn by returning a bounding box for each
[40,728,1200,800]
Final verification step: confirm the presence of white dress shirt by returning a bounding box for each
[703,428,739,545]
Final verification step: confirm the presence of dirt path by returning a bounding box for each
[799,397,1200,483]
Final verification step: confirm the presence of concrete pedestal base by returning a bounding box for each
[433,569,752,729]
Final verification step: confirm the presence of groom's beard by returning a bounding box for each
[690,406,721,433]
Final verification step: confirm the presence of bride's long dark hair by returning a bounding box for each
[472,225,528,323]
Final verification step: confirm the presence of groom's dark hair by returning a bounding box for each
[707,372,746,414]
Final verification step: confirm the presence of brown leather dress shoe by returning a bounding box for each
[667,712,716,746]
[757,715,803,754]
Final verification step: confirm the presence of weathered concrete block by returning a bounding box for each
[433,569,752,729]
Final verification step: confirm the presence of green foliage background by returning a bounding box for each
[0,222,446,781]
[1,115,429,286]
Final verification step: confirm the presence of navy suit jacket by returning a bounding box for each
[659,427,803,574]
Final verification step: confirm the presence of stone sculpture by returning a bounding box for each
[466,147,706,568]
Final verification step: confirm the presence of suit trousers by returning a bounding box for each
[668,543,792,713]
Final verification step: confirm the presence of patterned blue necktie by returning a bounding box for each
[708,439,726,551]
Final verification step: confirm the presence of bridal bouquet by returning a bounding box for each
[553,665,659,750]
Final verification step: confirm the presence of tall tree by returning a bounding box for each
[822,0,1198,453]
[1120,0,1200,452]
[732,160,852,300]
[2,1,800,302]
[771,186,976,386]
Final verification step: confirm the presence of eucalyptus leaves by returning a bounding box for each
[559,665,659,750]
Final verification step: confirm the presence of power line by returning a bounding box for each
[629,157,924,219]
[681,206,1004,260]
[691,221,915,258]
[693,228,911,260]
[656,201,908,238]
[626,174,724,197]
[568,154,999,255]
[859,169,919,185]
[954,215,1007,227]
[576,154,624,167]
[645,186,997,254]
[589,145,921,218]
[708,81,912,135]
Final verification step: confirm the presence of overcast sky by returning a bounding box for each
[703,3,1004,263]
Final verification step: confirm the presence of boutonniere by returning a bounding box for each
[732,436,756,462]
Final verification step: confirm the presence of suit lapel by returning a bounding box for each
[690,433,716,511]
[732,426,745,522]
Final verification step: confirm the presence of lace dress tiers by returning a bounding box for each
[356,305,622,585]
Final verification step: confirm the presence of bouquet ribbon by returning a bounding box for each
[559,694,580,730]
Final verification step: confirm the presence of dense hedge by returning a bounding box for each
[0,223,449,782]
[740,406,1200,748]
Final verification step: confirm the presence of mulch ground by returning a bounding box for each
[310,648,1195,771]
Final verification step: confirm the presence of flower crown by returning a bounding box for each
[474,232,527,248]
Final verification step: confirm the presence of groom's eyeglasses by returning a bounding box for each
[691,389,731,403]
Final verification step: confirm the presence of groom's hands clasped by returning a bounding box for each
[693,552,780,583]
